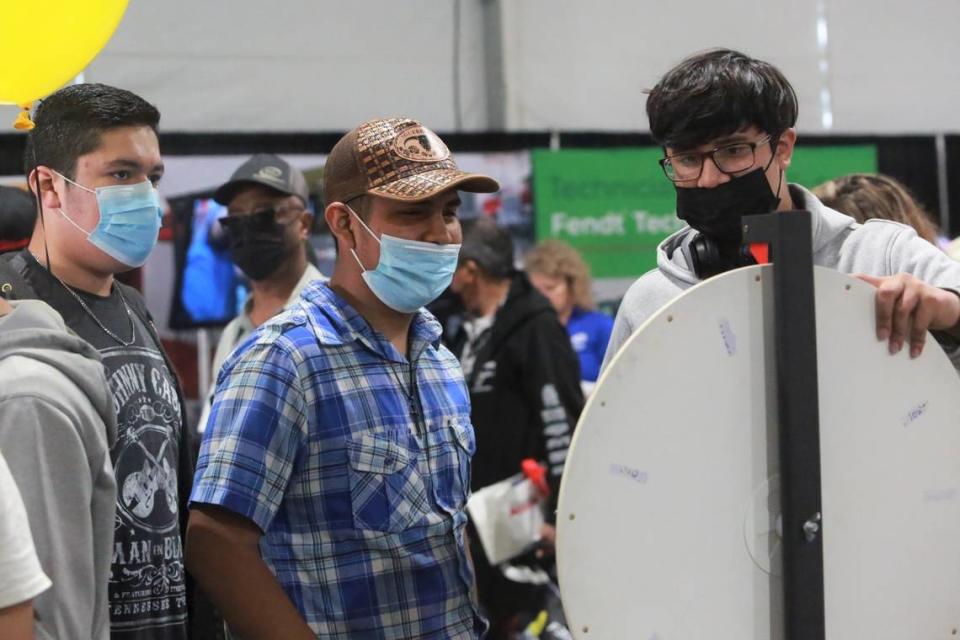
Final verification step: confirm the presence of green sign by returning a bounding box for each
[533,148,680,278]
[789,145,877,189]
[532,145,877,278]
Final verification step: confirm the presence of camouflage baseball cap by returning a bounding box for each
[323,117,499,206]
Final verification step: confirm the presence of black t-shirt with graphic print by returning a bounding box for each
[19,254,189,640]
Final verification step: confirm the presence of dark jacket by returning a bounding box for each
[452,272,584,514]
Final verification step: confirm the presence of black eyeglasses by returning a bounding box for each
[659,135,773,183]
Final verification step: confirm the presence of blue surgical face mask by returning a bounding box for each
[54,171,163,268]
[347,206,461,314]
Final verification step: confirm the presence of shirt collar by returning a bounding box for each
[241,263,325,320]
[300,281,442,363]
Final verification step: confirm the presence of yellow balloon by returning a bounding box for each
[0,0,129,105]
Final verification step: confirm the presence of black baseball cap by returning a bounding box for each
[214,154,310,206]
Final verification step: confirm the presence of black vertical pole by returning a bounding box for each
[743,210,826,640]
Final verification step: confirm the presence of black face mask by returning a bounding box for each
[674,167,781,244]
[224,211,296,281]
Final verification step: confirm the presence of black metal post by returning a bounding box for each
[743,210,826,640]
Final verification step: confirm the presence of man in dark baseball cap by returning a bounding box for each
[188,118,499,638]
[213,153,310,207]
[195,153,323,434]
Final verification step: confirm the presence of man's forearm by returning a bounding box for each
[0,600,35,640]
[185,509,315,640]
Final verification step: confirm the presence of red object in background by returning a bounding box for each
[0,239,29,252]
[482,195,502,218]
[521,458,549,496]
[749,242,769,265]
[158,209,175,243]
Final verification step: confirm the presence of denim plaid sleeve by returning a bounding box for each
[190,283,486,639]
[191,336,307,532]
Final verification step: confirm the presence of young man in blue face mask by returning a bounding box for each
[3,83,195,639]
[602,49,960,372]
[187,117,499,639]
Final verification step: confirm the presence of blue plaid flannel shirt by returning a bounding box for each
[190,282,485,638]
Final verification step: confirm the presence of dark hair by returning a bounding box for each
[460,217,514,279]
[646,49,798,149]
[0,186,37,242]
[23,83,160,179]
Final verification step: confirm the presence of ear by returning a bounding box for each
[450,261,470,293]
[29,166,63,210]
[296,211,314,240]
[776,128,797,170]
[456,259,478,284]
[324,202,356,253]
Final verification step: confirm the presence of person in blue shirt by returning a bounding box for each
[186,118,499,639]
[526,240,614,394]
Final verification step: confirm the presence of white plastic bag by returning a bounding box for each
[467,472,545,565]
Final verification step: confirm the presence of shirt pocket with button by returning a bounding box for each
[347,431,430,532]
[430,416,477,514]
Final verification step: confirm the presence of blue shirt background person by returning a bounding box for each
[567,306,614,383]
[527,239,614,390]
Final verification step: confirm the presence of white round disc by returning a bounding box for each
[557,265,960,639]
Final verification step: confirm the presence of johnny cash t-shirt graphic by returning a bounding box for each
[105,343,188,638]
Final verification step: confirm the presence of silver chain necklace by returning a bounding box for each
[28,252,137,347]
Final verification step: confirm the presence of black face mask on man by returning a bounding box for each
[673,144,785,279]
[223,209,297,281]
[674,166,782,244]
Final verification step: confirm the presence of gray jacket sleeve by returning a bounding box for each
[0,395,115,640]
[841,220,960,366]
[600,270,686,375]
[602,300,638,375]
[845,219,960,288]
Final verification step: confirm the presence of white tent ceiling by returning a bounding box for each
[1,0,959,134]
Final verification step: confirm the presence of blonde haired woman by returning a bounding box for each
[525,240,614,392]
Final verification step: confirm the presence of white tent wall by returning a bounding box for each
[497,0,960,134]
[87,0,490,132]
[499,0,823,132]
[824,0,960,133]
[2,0,957,134]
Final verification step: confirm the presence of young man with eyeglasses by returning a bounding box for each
[2,83,196,639]
[601,48,960,371]
[196,154,323,433]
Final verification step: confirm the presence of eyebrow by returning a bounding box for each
[668,135,752,156]
[104,158,165,175]
[404,195,462,212]
[712,135,751,145]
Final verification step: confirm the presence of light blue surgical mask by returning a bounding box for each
[348,206,461,313]
[54,171,163,268]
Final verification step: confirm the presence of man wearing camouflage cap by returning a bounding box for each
[187,118,499,639]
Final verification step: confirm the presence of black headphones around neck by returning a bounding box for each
[686,233,756,280]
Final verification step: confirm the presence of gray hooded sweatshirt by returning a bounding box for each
[0,299,117,640]
[602,184,960,372]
